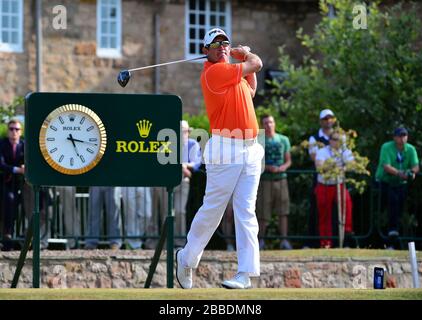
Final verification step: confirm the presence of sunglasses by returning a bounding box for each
[206,40,230,49]
[9,127,21,132]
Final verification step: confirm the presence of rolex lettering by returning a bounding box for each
[115,119,172,154]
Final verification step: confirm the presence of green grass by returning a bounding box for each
[2,249,420,300]
[0,288,421,300]
[260,249,422,259]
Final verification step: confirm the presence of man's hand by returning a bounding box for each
[182,164,192,178]
[266,165,278,173]
[398,171,409,180]
[230,45,251,61]
[16,165,24,174]
[405,170,416,180]
[277,164,287,173]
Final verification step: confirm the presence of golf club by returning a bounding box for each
[117,55,208,87]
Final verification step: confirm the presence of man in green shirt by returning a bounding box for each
[256,115,292,250]
[375,127,419,247]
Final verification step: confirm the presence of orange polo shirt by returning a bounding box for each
[200,61,259,139]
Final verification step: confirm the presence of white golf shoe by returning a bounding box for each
[175,248,192,289]
[221,272,252,289]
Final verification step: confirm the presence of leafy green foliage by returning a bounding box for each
[0,96,24,138]
[182,111,210,133]
[259,0,422,163]
[257,0,422,239]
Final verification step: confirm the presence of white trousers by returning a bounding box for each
[180,136,264,276]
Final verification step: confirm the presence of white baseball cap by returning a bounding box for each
[181,120,189,130]
[319,109,335,119]
[203,28,230,47]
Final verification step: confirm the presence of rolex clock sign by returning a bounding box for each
[25,93,182,187]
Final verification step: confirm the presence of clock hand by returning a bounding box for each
[69,137,98,146]
[67,134,80,156]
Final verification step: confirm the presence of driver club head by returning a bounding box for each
[117,70,131,87]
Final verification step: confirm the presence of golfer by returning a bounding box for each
[176,28,264,289]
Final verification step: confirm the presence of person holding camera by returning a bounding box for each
[375,127,419,248]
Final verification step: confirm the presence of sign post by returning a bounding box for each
[14,92,182,288]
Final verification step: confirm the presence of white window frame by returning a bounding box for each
[185,0,231,60]
[0,0,24,53]
[97,0,122,58]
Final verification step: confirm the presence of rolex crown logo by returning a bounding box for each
[136,119,152,138]
[68,114,76,122]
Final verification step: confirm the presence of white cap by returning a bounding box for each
[203,28,230,47]
[181,120,189,130]
[319,109,335,119]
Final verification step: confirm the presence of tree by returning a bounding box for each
[258,0,422,164]
[0,96,24,137]
[257,0,422,243]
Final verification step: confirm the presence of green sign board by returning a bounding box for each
[25,92,182,187]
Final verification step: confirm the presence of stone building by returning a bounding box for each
[0,0,321,114]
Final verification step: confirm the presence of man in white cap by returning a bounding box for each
[308,109,336,161]
[176,27,264,289]
[305,109,336,248]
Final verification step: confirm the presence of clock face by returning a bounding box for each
[39,104,107,175]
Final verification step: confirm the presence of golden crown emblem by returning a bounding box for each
[136,119,152,138]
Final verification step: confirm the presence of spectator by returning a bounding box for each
[21,184,51,250]
[375,127,419,249]
[0,119,25,251]
[56,186,79,249]
[148,186,167,249]
[149,120,202,248]
[121,186,152,249]
[85,187,122,250]
[256,115,292,250]
[306,109,336,248]
[315,130,354,248]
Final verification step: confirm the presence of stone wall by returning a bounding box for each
[1,250,421,289]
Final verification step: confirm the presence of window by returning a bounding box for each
[0,0,23,52]
[97,0,121,58]
[185,0,231,59]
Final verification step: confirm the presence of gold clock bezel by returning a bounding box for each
[39,104,107,175]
